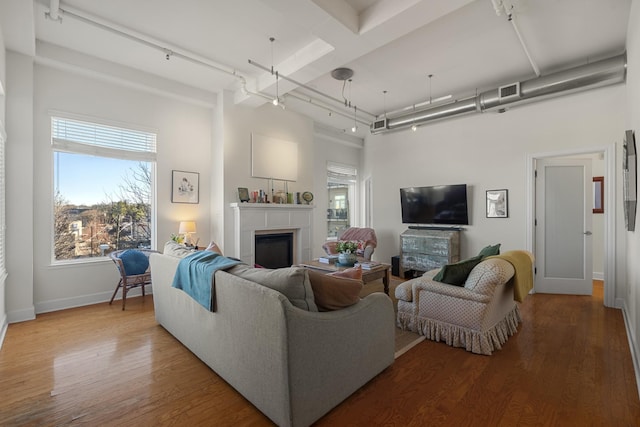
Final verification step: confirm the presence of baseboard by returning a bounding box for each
[7,306,36,323]
[0,313,7,350]
[34,288,152,314]
[593,272,604,281]
[620,299,640,400]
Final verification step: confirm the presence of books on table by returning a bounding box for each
[355,261,381,270]
[318,255,339,264]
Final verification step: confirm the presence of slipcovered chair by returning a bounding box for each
[322,227,377,261]
[109,248,159,310]
[395,251,533,355]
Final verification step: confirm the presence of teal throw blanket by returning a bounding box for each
[172,251,243,311]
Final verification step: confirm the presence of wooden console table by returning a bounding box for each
[299,260,391,295]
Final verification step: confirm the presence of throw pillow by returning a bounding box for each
[478,243,501,258]
[329,265,363,280]
[118,249,149,275]
[307,269,363,311]
[163,241,196,258]
[204,241,223,255]
[433,255,484,286]
[228,265,318,312]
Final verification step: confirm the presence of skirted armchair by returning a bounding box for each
[395,252,532,355]
[322,227,377,261]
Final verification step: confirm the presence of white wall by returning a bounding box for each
[625,0,640,391]
[5,51,34,322]
[4,61,214,316]
[363,84,626,287]
[0,25,7,344]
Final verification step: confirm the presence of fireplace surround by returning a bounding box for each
[230,203,314,266]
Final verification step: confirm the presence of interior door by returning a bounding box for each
[535,158,593,295]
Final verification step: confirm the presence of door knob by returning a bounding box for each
[584,231,593,235]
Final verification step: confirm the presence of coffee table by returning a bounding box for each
[299,259,392,295]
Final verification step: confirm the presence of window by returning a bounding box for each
[51,116,156,262]
[327,162,357,239]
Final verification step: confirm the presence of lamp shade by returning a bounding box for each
[179,221,196,234]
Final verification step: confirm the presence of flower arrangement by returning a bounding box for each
[170,233,185,244]
[336,241,358,254]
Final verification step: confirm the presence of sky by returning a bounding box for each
[55,152,145,206]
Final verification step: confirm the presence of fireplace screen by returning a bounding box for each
[255,233,294,268]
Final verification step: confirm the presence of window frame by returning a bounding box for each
[50,113,157,265]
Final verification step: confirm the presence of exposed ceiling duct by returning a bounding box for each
[371,53,627,134]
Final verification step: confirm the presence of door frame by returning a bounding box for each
[526,143,616,307]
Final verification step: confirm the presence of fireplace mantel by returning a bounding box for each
[230,203,314,266]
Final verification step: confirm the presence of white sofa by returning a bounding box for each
[150,252,395,427]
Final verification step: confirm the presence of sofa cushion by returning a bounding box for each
[163,241,197,258]
[478,243,501,258]
[307,269,363,311]
[433,255,484,286]
[118,249,149,275]
[228,265,318,312]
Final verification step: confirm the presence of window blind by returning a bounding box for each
[327,161,357,183]
[51,117,157,162]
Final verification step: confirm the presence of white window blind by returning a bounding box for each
[327,161,357,183]
[51,116,157,162]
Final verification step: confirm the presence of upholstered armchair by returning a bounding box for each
[395,253,532,355]
[322,227,377,261]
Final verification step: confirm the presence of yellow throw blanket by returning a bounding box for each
[489,250,534,303]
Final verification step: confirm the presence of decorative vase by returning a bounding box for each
[338,252,357,267]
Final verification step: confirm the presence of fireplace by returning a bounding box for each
[230,203,314,266]
[255,232,294,268]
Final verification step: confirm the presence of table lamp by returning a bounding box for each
[178,221,197,246]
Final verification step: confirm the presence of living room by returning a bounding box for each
[1,0,640,421]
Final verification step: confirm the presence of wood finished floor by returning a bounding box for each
[1,280,639,426]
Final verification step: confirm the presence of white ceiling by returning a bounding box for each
[0,0,632,137]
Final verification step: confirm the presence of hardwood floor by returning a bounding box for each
[1,281,638,426]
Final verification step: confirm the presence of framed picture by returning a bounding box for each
[237,187,250,202]
[172,170,199,204]
[593,176,604,214]
[486,189,508,218]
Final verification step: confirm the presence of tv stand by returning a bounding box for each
[400,228,460,277]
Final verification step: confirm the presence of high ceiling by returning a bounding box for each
[0,0,632,137]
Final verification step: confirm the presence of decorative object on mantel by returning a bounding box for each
[238,187,250,203]
[486,189,508,218]
[172,170,199,204]
[336,241,358,267]
[301,191,314,204]
[623,129,637,231]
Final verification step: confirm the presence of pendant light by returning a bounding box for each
[352,105,358,133]
[270,37,279,106]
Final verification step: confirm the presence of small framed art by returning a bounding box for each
[237,187,250,202]
[172,170,199,204]
[486,189,508,218]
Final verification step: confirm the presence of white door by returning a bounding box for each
[535,158,593,295]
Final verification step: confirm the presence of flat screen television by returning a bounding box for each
[400,184,469,225]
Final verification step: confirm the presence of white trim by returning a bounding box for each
[0,313,7,350]
[34,288,151,314]
[592,272,604,281]
[526,143,616,307]
[7,306,36,323]
[620,299,640,399]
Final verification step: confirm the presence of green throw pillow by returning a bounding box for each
[433,255,484,286]
[478,243,501,258]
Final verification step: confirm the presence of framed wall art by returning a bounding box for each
[486,189,508,218]
[172,170,199,204]
[593,176,604,214]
